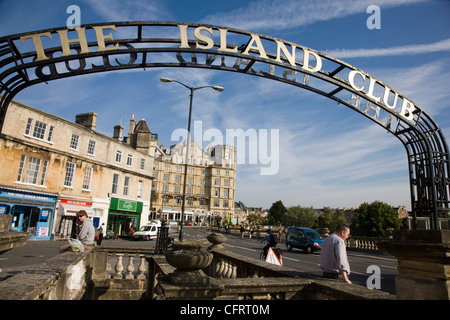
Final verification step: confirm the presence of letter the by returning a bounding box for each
[57,28,91,57]
[92,25,119,52]
[20,32,52,61]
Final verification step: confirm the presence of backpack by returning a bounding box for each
[269,234,278,247]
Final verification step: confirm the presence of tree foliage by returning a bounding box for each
[267,200,287,225]
[287,205,316,228]
[351,201,402,237]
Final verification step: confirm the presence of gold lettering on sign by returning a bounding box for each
[92,25,119,52]
[57,28,90,56]
[20,32,52,61]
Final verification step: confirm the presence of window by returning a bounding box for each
[223,189,230,198]
[162,195,169,204]
[16,155,49,186]
[82,166,93,191]
[64,161,76,188]
[112,173,119,194]
[115,150,122,163]
[24,118,54,142]
[127,154,133,166]
[40,159,49,185]
[187,197,194,205]
[215,178,221,186]
[162,184,169,192]
[187,176,194,184]
[174,185,181,193]
[24,156,41,184]
[214,188,220,196]
[186,186,193,194]
[33,120,47,140]
[163,174,170,182]
[87,140,96,156]
[123,176,130,196]
[47,126,54,142]
[214,199,220,207]
[140,158,145,170]
[25,118,33,135]
[70,133,80,150]
[175,175,182,183]
[137,180,143,199]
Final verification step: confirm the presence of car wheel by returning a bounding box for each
[145,235,151,241]
[305,246,313,254]
[286,243,292,251]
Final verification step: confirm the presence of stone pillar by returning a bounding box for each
[380,230,450,300]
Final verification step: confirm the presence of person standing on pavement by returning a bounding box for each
[76,210,95,248]
[97,223,105,246]
[320,224,352,284]
[59,210,96,253]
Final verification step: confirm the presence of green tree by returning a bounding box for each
[287,205,317,228]
[317,207,335,231]
[351,201,402,237]
[267,200,287,225]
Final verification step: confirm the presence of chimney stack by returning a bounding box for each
[75,112,97,131]
[113,125,123,141]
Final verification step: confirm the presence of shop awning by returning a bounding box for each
[58,201,94,217]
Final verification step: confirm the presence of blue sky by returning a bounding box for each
[1,0,449,210]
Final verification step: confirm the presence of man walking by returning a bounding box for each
[320,224,352,284]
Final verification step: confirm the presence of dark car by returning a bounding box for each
[285,227,323,254]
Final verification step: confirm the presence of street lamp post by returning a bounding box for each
[160,77,223,242]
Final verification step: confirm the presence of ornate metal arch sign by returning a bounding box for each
[0,21,448,228]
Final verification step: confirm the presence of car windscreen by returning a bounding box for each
[305,231,322,240]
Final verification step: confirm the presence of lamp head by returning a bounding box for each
[212,86,224,92]
[160,77,173,83]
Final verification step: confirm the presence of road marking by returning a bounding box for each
[282,256,300,262]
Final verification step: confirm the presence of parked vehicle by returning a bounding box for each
[133,220,161,241]
[285,227,323,254]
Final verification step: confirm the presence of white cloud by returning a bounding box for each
[201,0,425,31]
[81,0,172,21]
[325,39,450,59]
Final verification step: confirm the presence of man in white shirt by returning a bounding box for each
[320,224,352,284]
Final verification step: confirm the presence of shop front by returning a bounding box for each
[107,197,142,238]
[56,199,95,239]
[0,187,57,241]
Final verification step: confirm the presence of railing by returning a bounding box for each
[345,236,383,253]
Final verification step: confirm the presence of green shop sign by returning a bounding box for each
[110,197,143,213]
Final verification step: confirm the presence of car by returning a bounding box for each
[133,223,159,241]
[285,227,323,254]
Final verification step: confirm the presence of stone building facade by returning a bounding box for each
[151,141,236,225]
[0,100,156,240]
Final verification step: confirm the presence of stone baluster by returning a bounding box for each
[113,254,124,279]
[126,254,135,279]
[106,253,112,278]
[137,254,147,280]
